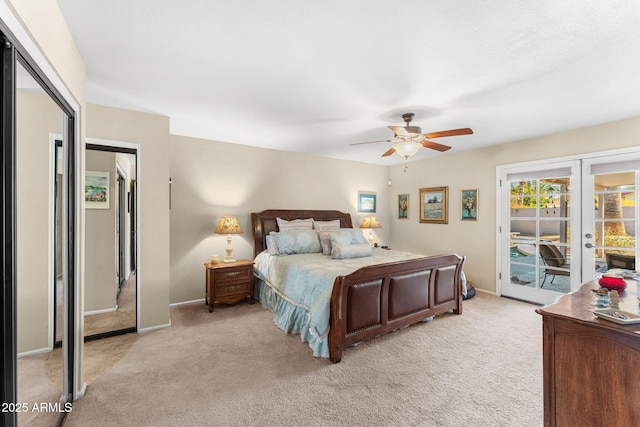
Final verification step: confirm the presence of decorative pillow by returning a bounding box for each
[265,234,280,255]
[331,244,373,259]
[320,229,368,255]
[328,231,353,248]
[276,217,313,231]
[333,228,368,245]
[272,229,321,255]
[318,231,333,256]
[313,219,341,231]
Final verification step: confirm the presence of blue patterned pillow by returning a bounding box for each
[272,230,321,255]
[322,229,368,255]
[331,244,373,259]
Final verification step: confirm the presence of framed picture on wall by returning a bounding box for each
[419,186,448,224]
[85,171,110,209]
[398,194,409,219]
[358,191,377,213]
[461,189,478,221]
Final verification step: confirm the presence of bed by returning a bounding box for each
[251,209,466,363]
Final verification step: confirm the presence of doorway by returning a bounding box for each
[498,149,640,305]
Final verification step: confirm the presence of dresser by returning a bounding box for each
[204,259,254,312]
[536,279,640,426]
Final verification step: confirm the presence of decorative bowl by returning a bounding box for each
[598,275,627,291]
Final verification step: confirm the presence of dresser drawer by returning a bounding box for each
[213,265,252,284]
[215,280,251,297]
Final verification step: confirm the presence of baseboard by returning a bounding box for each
[18,346,52,358]
[84,306,117,316]
[138,322,171,333]
[170,298,205,307]
[76,382,87,399]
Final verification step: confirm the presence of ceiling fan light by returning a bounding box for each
[404,126,422,135]
[392,141,422,158]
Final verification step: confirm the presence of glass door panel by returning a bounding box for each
[582,159,638,281]
[500,161,581,305]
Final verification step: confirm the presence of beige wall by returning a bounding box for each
[388,116,640,292]
[9,0,86,103]
[86,104,171,329]
[169,135,390,303]
[85,150,117,313]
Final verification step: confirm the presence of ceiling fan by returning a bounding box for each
[351,113,473,159]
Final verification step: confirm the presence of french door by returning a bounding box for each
[582,153,639,280]
[499,151,640,305]
[499,161,582,305]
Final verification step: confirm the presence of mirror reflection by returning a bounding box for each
[15,60,67,426]
[84,146,137,338]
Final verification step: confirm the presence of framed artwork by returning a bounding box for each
[398,194,409,219]
[461,189,478,221]
[85,171,110,209]
[358,191,377,213]
[419,186,448,224]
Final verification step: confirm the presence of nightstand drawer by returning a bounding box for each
[215,281,251,297]
[213,265,252,284]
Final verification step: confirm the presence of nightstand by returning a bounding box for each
[204,259,254,312]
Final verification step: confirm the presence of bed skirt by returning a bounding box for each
[254,278,329,358]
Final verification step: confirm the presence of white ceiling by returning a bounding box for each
[55,0,640,166]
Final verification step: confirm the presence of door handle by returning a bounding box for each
[585,233,593,248]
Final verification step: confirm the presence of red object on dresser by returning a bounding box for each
[598,275,627,291]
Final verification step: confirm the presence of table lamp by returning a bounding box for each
[215,216,243,263]
[360,216,381,246]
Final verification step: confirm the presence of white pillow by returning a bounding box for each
[276,217,313,231]
[331,244,373,259]
[313,219,341,231]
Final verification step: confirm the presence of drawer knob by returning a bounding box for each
[226,271,241,278]
[225,285,241,292]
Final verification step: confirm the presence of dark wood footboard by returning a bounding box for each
[328,253,465,363]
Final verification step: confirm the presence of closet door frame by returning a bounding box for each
[0,7,82,426]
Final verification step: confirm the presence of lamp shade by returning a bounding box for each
[214,216,243,235]
[360,216,382,229]
[392,141,422,158]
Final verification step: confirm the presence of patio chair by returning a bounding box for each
[539,243,570,287]
[605,252,636,271]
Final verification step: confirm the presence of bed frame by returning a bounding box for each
[251,209,466,363]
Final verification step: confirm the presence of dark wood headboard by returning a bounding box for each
[251,209,353,257]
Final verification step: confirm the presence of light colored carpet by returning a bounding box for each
[64,291,543,426]
[57,271,137,340]
[84,272,137,337]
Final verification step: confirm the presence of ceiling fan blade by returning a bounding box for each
[388,126,409,136]
[422,140,451,152]
[349,139,393,146]
[425,128,473,139]
[381,147,396,157]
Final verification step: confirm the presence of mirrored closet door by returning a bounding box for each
[84,143,137,339]
[14,54,73,426]
[2,30,78,427]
